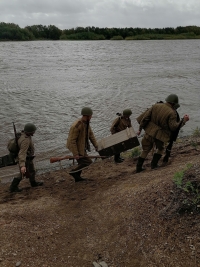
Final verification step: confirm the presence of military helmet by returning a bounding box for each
[81,107,93,116]
[24,123,37,133]
[165,94,179,104]
[123,109,132,116]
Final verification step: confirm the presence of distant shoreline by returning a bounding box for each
[1,37,200,42]
[1,22,200,41]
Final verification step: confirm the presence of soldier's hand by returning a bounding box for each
[137,130,141,136]
[183,114,189,122]
[21,166,26,174]
[74,154,80,159]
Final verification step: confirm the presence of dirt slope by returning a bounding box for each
[0,137,200,267]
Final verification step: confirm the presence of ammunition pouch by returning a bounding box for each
[0,153,17,168]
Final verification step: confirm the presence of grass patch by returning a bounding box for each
[129,147,141,158]
[173,163,200,214]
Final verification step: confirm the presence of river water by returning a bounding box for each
[0,40,200,175]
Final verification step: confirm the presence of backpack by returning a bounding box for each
[7,132,21,156]
[136,101,164,126]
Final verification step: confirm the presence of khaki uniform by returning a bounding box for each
[66,118,98,171]
[9,126,43,192]
[17,131,35,180]
[110,116,132,134]
[110,116,132,162]
[139,102,184,158]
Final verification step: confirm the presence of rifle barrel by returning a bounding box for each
[50,155,107,163]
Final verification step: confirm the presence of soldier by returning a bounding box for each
[66,107,99,182]
[136,94,189,173]
[9,123,43,192]
[110,109,132,163]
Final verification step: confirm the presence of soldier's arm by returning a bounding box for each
[89,127,98,149]
[168,112,185,132]
[139,107,152,131]
[18,138,30,167]
[110,117,120,134]
[69,126,80,156]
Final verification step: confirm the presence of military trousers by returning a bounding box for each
[71,152,93,172]
[140,133,164,158]
[16,159,36,181]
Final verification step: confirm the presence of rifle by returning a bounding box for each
[13,122,19,153]
[163,113,183,163]
[50,155,107,164]
[86,121,91,152]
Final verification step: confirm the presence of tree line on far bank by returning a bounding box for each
[1,22,200,41]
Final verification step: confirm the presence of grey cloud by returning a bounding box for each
[0,0,200,29]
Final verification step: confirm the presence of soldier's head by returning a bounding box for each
[165,94,179,108]
[24,123,36,136]
[123,109,132,118]
[81,107,93,121]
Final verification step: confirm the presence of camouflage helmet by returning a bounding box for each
[24,123,37,133]
[123,109,132,116]
[81,107,93,116]
[165,94,179,104]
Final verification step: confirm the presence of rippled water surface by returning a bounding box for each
[0,40,200,173]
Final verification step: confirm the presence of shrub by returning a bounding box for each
[192,126,200,137]
[129,147,141,158]
[172,163,200,214]
[110,35,123,40]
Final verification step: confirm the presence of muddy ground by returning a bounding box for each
[0,136,200,267]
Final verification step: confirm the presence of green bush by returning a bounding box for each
[173,163,193,189]
[192,126,200,137]
[110,35,123,40]
[129,147,141,158]
[60,32,105,40]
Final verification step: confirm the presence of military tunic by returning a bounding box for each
[138,102,185,158]
[110,116,132,134]
[17,131,35,179]
[110,116,132,162]
[66,118,98,171]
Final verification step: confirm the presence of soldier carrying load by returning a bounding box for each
[110,109,132,163]
[136,94,189,173]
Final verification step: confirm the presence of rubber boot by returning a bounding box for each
[136,157,145,173]
[29,176,43,187]
[9,178,22,193]
[74,170,86,182]
[30,181,43,187]
[114,154,123,163]
[151,153,162,169]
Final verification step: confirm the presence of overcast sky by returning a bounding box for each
[1,0,200,30]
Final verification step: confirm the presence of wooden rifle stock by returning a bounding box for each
[50,155,107,163]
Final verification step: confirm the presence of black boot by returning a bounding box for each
[9,178,22,193]
[114,154,123,163]
[29,172,43,187]
[75,171,85,182]
[69,170,85,182]
[136,157,145,173]
[151,153,162,169]
[30,181,43,187]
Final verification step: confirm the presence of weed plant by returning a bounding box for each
[173,163,200,213]
[129,147,141,158]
